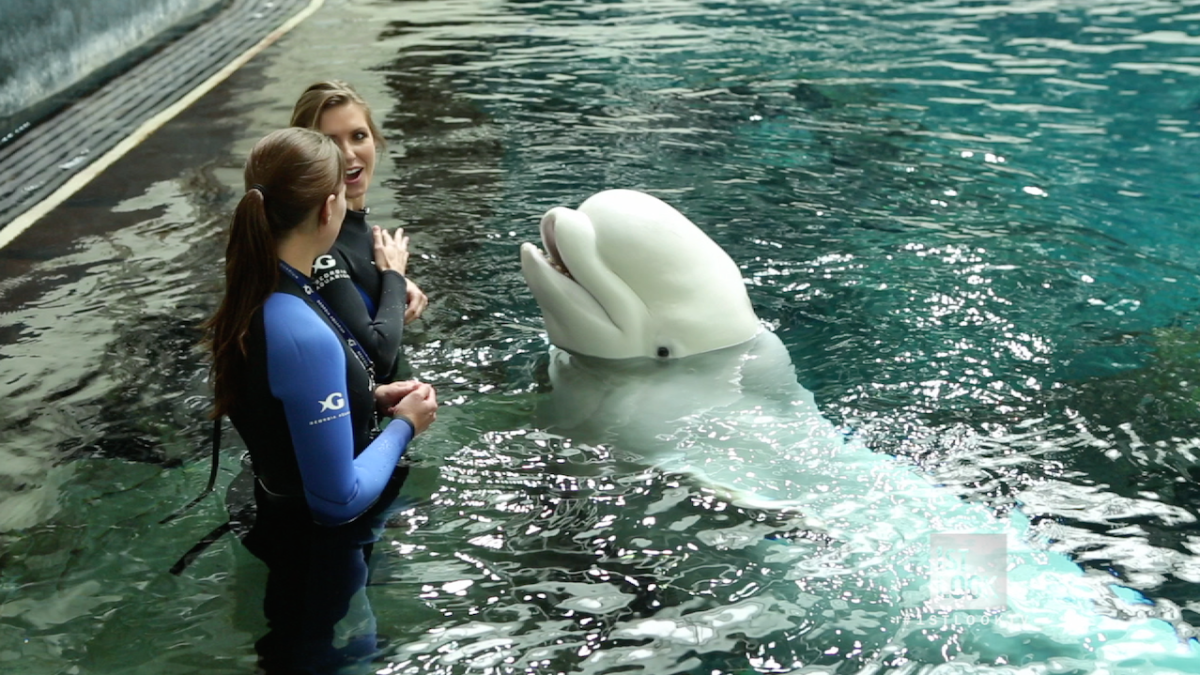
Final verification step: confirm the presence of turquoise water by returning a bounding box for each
[4,0,1200,672]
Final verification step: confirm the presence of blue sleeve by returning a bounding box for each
[263,294,415,526]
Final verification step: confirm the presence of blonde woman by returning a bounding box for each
[291,80,428,382]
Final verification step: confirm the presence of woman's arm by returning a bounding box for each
[263,293,411,525]
[315,250,407,380]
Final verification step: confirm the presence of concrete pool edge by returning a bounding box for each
[0,0,326,251]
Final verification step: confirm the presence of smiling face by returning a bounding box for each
[520,189,761,360]
[317,103,377,211]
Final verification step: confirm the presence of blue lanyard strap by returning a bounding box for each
[278,261,376,389]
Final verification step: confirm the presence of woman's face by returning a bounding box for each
[318,103,376,211]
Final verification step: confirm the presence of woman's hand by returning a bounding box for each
[405,279,428,324]
[374,380,438,435]
[373,226,410,275]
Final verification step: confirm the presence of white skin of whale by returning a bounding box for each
[521,189,1199,670]
[519,189,760,360]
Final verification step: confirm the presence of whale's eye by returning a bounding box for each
[657,347,670,358]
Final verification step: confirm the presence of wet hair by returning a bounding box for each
[289,80,385,148]
[205,127,345,418]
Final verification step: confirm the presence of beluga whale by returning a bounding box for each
[520,188,760,360]
[520,188,1200,672]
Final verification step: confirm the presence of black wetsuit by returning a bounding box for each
[228,270,413,526]
[242,461,406,675]
[311,208,408,382]
[228,270,414,673]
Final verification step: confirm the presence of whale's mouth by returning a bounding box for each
[539,214,575,280]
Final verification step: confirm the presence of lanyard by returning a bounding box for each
[278,260,376,390]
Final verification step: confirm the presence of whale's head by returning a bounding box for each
[520,189,761,360]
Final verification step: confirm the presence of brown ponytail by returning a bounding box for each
[204,128,345,418]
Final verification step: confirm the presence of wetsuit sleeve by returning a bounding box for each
[317,256,407,379]
[262,294,415,526]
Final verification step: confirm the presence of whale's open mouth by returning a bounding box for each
[539,213,575,280]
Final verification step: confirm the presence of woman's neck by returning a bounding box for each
[277,236,322,277]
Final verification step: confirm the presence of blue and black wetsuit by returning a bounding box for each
[228,270,412,526]
[311,208,408,383]
[228,271,412,673]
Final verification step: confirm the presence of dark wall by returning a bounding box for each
[0,0,223,137]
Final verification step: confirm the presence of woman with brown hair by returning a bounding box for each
[206,126,437,527]
[290,80,428,382]
[206,126,438,671]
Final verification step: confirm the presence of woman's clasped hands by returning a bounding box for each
[374,380,438,434]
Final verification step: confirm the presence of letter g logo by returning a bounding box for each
[318,392,346,412]
[313,255,336,271]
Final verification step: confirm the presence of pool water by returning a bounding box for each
[4,0,1200,672]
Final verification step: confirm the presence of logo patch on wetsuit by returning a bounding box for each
[319,392,346,412]
[313,255,337,271]
[312,268,349,291]
[310,392,350,426]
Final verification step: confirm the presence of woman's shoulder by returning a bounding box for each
[262,293,340,353]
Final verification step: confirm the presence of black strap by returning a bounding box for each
[168,520,234,576]
[278,260,376,389]
[159,416,223,525]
